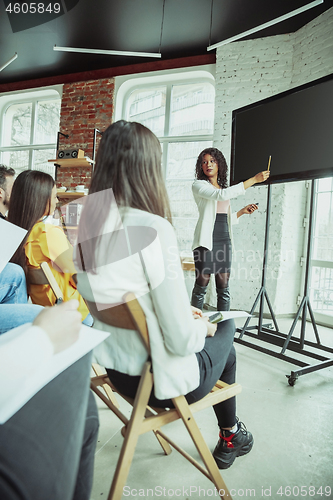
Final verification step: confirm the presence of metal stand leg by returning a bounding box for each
[235,181,333,385]
[282,180,333,385]
[237,183,279,341]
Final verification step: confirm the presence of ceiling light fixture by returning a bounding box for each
[53,45,162,58]
[207,0,323,50]
[0,53,18,72]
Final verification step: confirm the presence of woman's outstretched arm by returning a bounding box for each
[243,170,270,190]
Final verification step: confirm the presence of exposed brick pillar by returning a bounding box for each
[56,78,114,189]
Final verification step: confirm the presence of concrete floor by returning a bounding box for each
[90,317,333,500]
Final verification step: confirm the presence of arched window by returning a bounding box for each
[116,69,215,254]
[0,88,61,178]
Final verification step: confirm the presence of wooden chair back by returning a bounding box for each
[27,263,118,407]
[27,262,63,303]
[85,293,149,351]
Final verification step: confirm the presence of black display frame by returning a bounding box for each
[230,72,333,185]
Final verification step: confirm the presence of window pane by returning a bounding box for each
[35,100,61,144]
[4,103,32,146]
[33,149,56,178]
[310,266,333,316]
[169,82,215,137]
[2,150,30,175]
[127,87,166,137]
[313,189,333,260]
[317,177,332,192]
[166,141,212,180]
[166,141,212,254]
[310,177,333,322]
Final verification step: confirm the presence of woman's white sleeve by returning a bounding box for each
[192,180,245,201]
[145,220,207,357]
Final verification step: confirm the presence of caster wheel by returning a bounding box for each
[287,374,297,386]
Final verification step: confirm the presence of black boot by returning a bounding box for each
[213,421,254,469]
[191,283,208,311]
[216,286,230,311]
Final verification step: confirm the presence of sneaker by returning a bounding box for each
[213,421,254,469]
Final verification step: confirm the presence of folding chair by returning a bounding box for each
[27,261,64,304]
[88,292,242,500]
[27,262,119,407]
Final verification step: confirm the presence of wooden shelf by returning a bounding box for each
[48,157,94,168]
[57,191,86,200]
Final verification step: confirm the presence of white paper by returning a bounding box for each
[0,218,27,273]
[203,310,252,322]
[0,325,109,424]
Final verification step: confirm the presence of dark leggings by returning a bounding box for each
[195,271,230,289]
[107,319,236,429]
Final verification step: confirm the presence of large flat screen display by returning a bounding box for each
[230,74,333,184]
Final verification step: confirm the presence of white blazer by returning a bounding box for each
[76,207,207,400]
[192,180,245,251]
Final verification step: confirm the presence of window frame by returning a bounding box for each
[309,177,333,327]
[0,87,62,176]
[115,68,216,257]
[115,68,215,179]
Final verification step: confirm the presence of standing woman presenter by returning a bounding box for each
[191,148,270,312]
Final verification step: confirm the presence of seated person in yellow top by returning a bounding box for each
[8,170,93,326]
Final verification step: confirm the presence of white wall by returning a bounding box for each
[210,7,333,315]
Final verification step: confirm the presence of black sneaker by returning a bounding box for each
[213,421,254,469]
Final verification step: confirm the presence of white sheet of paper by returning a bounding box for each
[203,310,252,322]
[0,218,27,273]
[0,325,109,424]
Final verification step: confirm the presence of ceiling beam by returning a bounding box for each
[207,0,323,50]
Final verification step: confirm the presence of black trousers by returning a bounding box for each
[107,319,236,429]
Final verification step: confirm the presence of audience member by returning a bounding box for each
[0,262,43,334]
[0,165,15,219]
[76,120,253,470]
[0,300,99,500]
[8,170,92,325]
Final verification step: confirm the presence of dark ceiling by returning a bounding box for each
[1,0,333,87]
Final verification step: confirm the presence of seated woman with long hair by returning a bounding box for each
[8,170,92,326]
[75,120,253,470]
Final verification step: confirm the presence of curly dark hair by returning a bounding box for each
[195,147,228,188]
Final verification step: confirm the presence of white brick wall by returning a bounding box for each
[291,8,333,86]
[207,7,333,315]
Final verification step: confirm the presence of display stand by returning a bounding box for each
[48,157,94,181]
[234,180,333,386]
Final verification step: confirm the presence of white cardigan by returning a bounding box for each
[192,180,246,251]
[76,207,207,400]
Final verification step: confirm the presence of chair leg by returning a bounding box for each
[92,363,119,408]
[152,430,172,455]
[108,362,154,500]
[173,395,232,500]
[143,407,172,455]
